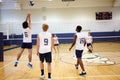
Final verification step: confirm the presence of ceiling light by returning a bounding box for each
[48,0,53,1]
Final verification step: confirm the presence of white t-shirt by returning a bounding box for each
[53,37,59,44]
[23,28,32,43]
[38,32,52,54]
[76,32,86,50]
[86,36,93,43]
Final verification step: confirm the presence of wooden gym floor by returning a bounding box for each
[0,42,120,80]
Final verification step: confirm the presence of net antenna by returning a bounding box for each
[6,23,10,40]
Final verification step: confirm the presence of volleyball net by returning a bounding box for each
[0,22,120,46]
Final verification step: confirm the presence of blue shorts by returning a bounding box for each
[39,52,52,63]
[21,43,32,49]
[75,50,83,58]
[87,43,92,47]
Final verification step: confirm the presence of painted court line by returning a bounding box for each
[53,75,120,79]
[18,75,120,80]
[0,61,13,70]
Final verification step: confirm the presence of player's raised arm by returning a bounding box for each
[26,13,32,29]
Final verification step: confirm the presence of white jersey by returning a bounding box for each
[23,28,32,43]
[53,37,59,44]
[38,32,52,54]
[86,36,92,43]
[76,32,86,50]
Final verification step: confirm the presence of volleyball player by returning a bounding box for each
[14,13,33,68]
[69,25,86,76]
[86,32,93,53]
[36,24,53,80]
[53,34,59,53]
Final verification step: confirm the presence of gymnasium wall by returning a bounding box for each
[0,7,120,35]
[0,7,120,45]
[3,31,120,45]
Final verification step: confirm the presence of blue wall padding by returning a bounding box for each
[3,31,120,45]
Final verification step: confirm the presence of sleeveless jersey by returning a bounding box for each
[38,32,52,54]
[23,28,32,43]
[53,37,59,44]
[86,36,92,43]
[76,32,86,50]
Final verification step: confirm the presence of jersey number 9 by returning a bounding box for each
[44,38,48,45]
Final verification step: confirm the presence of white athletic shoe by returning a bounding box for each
[40,75,45,79]
[48,78,52,80]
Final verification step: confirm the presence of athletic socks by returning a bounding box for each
[48,73,51,78]
[41,69,44,75]
[40,69,45,79]
[28,62,32,68]
[40,70,52,79]
[14,61,18,67]
[14,61,33,68]
[79,71,86,76]
[48,73,52,80]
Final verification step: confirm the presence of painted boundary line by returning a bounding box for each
[4,45,20,51]
[18,75,120,80]
[60,53,120,66]
[0,61,13,70]
[52,75,120,79]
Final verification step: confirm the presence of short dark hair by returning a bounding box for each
[76,25,82,32]
[22,21,28,29]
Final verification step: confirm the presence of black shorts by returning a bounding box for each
[87,43,92,47]
[54,44,59,46]
[21,43,32,49]
[75,50,83,58]
[39,52,52,63]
